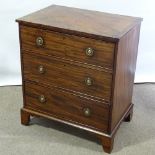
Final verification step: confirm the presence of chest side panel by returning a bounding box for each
[110,24,141,132]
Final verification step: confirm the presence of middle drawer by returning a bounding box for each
[22,52,112,101]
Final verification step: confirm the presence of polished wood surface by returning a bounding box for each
[16,5,142,41]
[24,81,109,132]
[100,135,114,153]
[20,25,115,69]
[22,52,112,101]
[21,108,30,125]
[16,5,142,154]
[110,24,141,131]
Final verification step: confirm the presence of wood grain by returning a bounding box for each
[16,5,142,41]
[22,52,112,101]
[24,81,109,132]
[16,5,142,153]
[21,108,30,125]
[20,25,115,69]
[110,24,141,131]
[100,135,114,153]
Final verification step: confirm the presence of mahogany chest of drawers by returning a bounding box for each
[16,5,142,153]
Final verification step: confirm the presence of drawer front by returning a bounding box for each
[20,25,115,69]
[24,81,109,132]
[23,53,112,101]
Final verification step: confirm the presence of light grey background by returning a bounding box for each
[0,0,155,86]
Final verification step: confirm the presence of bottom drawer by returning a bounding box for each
[24,81,109,132]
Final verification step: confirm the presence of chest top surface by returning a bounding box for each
[16,5,142,41]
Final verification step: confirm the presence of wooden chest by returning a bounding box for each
[16,5,142,153]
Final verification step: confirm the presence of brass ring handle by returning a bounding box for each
[38,65,45,74]
[36,37,44,46]
[83,108,91,117]
[38,95,46,103]
[85,47,94,57]
[85,77,93,86]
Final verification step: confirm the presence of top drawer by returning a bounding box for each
[20,25,115,69]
